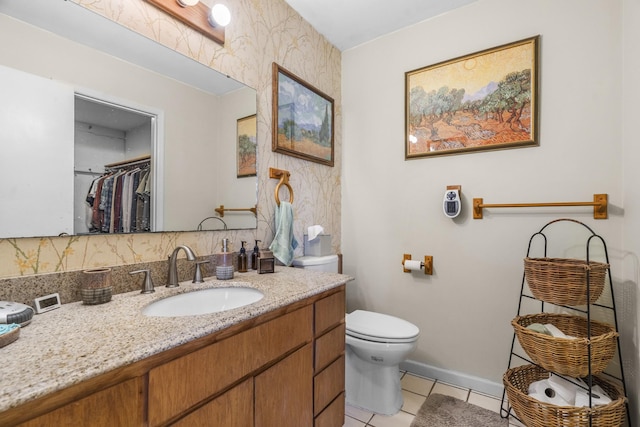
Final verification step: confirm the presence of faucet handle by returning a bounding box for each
[193,261,208,284]
[130,269,155,294]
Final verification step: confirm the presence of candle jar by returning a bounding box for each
[80,268,112,305]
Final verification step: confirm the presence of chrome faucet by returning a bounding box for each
[167,245,197,288]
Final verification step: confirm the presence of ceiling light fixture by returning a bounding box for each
[146,0,229,45]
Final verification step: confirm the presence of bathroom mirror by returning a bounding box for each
[0,0,258,239]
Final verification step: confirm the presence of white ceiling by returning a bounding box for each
[284,0,477,51]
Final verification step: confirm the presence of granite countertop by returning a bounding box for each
[0,267,352,413]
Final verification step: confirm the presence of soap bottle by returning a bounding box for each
[251,240,261,270]
[216,238,234,280]
[238,241,248,273]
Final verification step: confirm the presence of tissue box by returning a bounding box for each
[303,234,332,256]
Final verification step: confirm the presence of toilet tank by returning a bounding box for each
[292,255,338,273]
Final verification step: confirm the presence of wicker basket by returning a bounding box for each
[504,364,626,427]
[513,313,618,377]
[524,258,608,305]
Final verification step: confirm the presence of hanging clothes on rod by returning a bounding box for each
[85,156,151,234]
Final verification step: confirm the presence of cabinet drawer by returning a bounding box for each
[314,392,344,427]
[315,290,345,336]
[149,305,313,426]
[315,322,345,372]
[313,354,345,417]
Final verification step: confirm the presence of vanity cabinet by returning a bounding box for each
[5,285,346,427]
[148,304,313,426]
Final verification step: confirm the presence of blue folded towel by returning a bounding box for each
[269,201,298,266]
[0,324,19,335]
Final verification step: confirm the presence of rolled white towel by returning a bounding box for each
[544,323,576,339]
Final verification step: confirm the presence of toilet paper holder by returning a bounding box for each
[402,254,433,275]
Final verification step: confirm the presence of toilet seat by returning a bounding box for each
[346,310,419,344]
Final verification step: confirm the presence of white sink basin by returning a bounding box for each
[142,287,264,317]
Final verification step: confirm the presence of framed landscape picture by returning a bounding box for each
[237,114,257,177]
[272,63,334,166]
[405,36,539,159]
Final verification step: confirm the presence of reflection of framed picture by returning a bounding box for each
[237,114,257,177]
[272,63,334,167]
[405,36,539,159]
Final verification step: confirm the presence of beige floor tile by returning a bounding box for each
[508,418,527,427]
[401,389,426,415]
[467,391,502,413]
[345,404,374,424]
[369,410,415,427]
[401,373,435,396]
[343,415,367,427]
[431,381,470,401]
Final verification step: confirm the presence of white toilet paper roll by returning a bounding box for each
[527,379,571,406]
[404,260,423,271]
[528,379,549,396]
[548,373,587,405]
[575,386,612,407]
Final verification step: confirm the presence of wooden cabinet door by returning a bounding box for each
[171,379,253,427]
[18,377,144,427]
[255,344,313,427]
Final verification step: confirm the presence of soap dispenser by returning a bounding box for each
[251,240,261,270]
[238,241,248,273]
[216,238,234,280]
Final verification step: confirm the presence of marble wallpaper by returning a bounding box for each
[0,0,341,279]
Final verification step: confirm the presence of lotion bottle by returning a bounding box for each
[251,240,261,270]
[216,238,234,280]
[238,241,248,272]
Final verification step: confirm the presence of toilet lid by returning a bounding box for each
[346,310,419,343]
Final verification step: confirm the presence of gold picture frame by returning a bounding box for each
[272,63,334,167]
[237,114,257,177]
[405,36,539,159]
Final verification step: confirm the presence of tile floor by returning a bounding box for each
[343,371,525,427]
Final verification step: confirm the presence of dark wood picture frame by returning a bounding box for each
[272,63,334,167]
[405,36,539,159]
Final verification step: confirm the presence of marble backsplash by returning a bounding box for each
[0,255,217,307]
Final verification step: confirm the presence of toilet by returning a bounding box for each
[292,255,420,416]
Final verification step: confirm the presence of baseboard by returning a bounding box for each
[400,359,504,398]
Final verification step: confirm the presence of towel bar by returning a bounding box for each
[472,194,608,219]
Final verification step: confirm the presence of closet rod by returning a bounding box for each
[473,194,608,220]
[104,154,151,169]
[214,205,257,218]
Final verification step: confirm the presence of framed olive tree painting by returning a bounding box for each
[237,114,257,177]
[406,36,539,159]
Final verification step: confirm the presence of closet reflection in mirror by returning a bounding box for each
[74,96,155,235]
[0,1,258,239]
